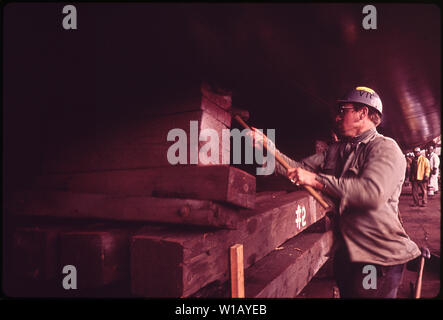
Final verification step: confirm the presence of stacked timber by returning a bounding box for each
[13,165,255,228]
[192,219,334,298]
[6,83,334,298]
[130,191,331,297]
[42,83,232,172]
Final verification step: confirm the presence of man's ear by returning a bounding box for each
[361,106,369,120]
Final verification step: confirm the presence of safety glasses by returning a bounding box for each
[336,105,355,115]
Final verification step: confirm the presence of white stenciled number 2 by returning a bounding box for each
[301,206,307,227]
[295,205,307,230]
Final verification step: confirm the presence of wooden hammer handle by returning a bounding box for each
[414,256,425,298]
[234,115,330,209]
[234,114,252,130]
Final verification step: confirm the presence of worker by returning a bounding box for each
[427,145,440,195]
[405,152,414,186]
[251,86,420,298]
[410,147,430,206]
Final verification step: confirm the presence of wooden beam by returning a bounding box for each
[201,82,232,111]
[110,110,229,145]
[230,244,245,298]
[140,86,232,127]
[31,165,256,209]
[130,191,328,297]
[59,229,130,290]
[245,230,334,297]
[11,227,63,282]
[43,110,230,173]
[140,82,232,119]
[192,225,335,298]
[11,189,241,228]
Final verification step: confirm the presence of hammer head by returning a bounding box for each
[421,247,431,259]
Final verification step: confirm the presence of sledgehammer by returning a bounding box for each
[232,111,330,210]
[414,247,431,298]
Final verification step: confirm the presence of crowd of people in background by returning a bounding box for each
[405,144,441,207]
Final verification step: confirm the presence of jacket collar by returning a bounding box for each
[343,127,378,146]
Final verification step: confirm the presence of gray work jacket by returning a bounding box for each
[275,128,421,266]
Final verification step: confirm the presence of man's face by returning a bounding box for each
[334,103,362,138]
[414,151,420,157]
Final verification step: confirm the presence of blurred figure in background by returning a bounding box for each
[405,152,414,186]
[427,145,440,195]
[410,147,430,207]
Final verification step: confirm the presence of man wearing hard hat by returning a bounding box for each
[427,146,440,196]
[252,86,420,298]
[410,147,431,206]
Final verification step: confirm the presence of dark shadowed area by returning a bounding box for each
[3,3,440,187]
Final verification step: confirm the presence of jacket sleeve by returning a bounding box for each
[425,158,431,177]
[317,138,406,211]
[434,154,440,169]
[273,149,300,176]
